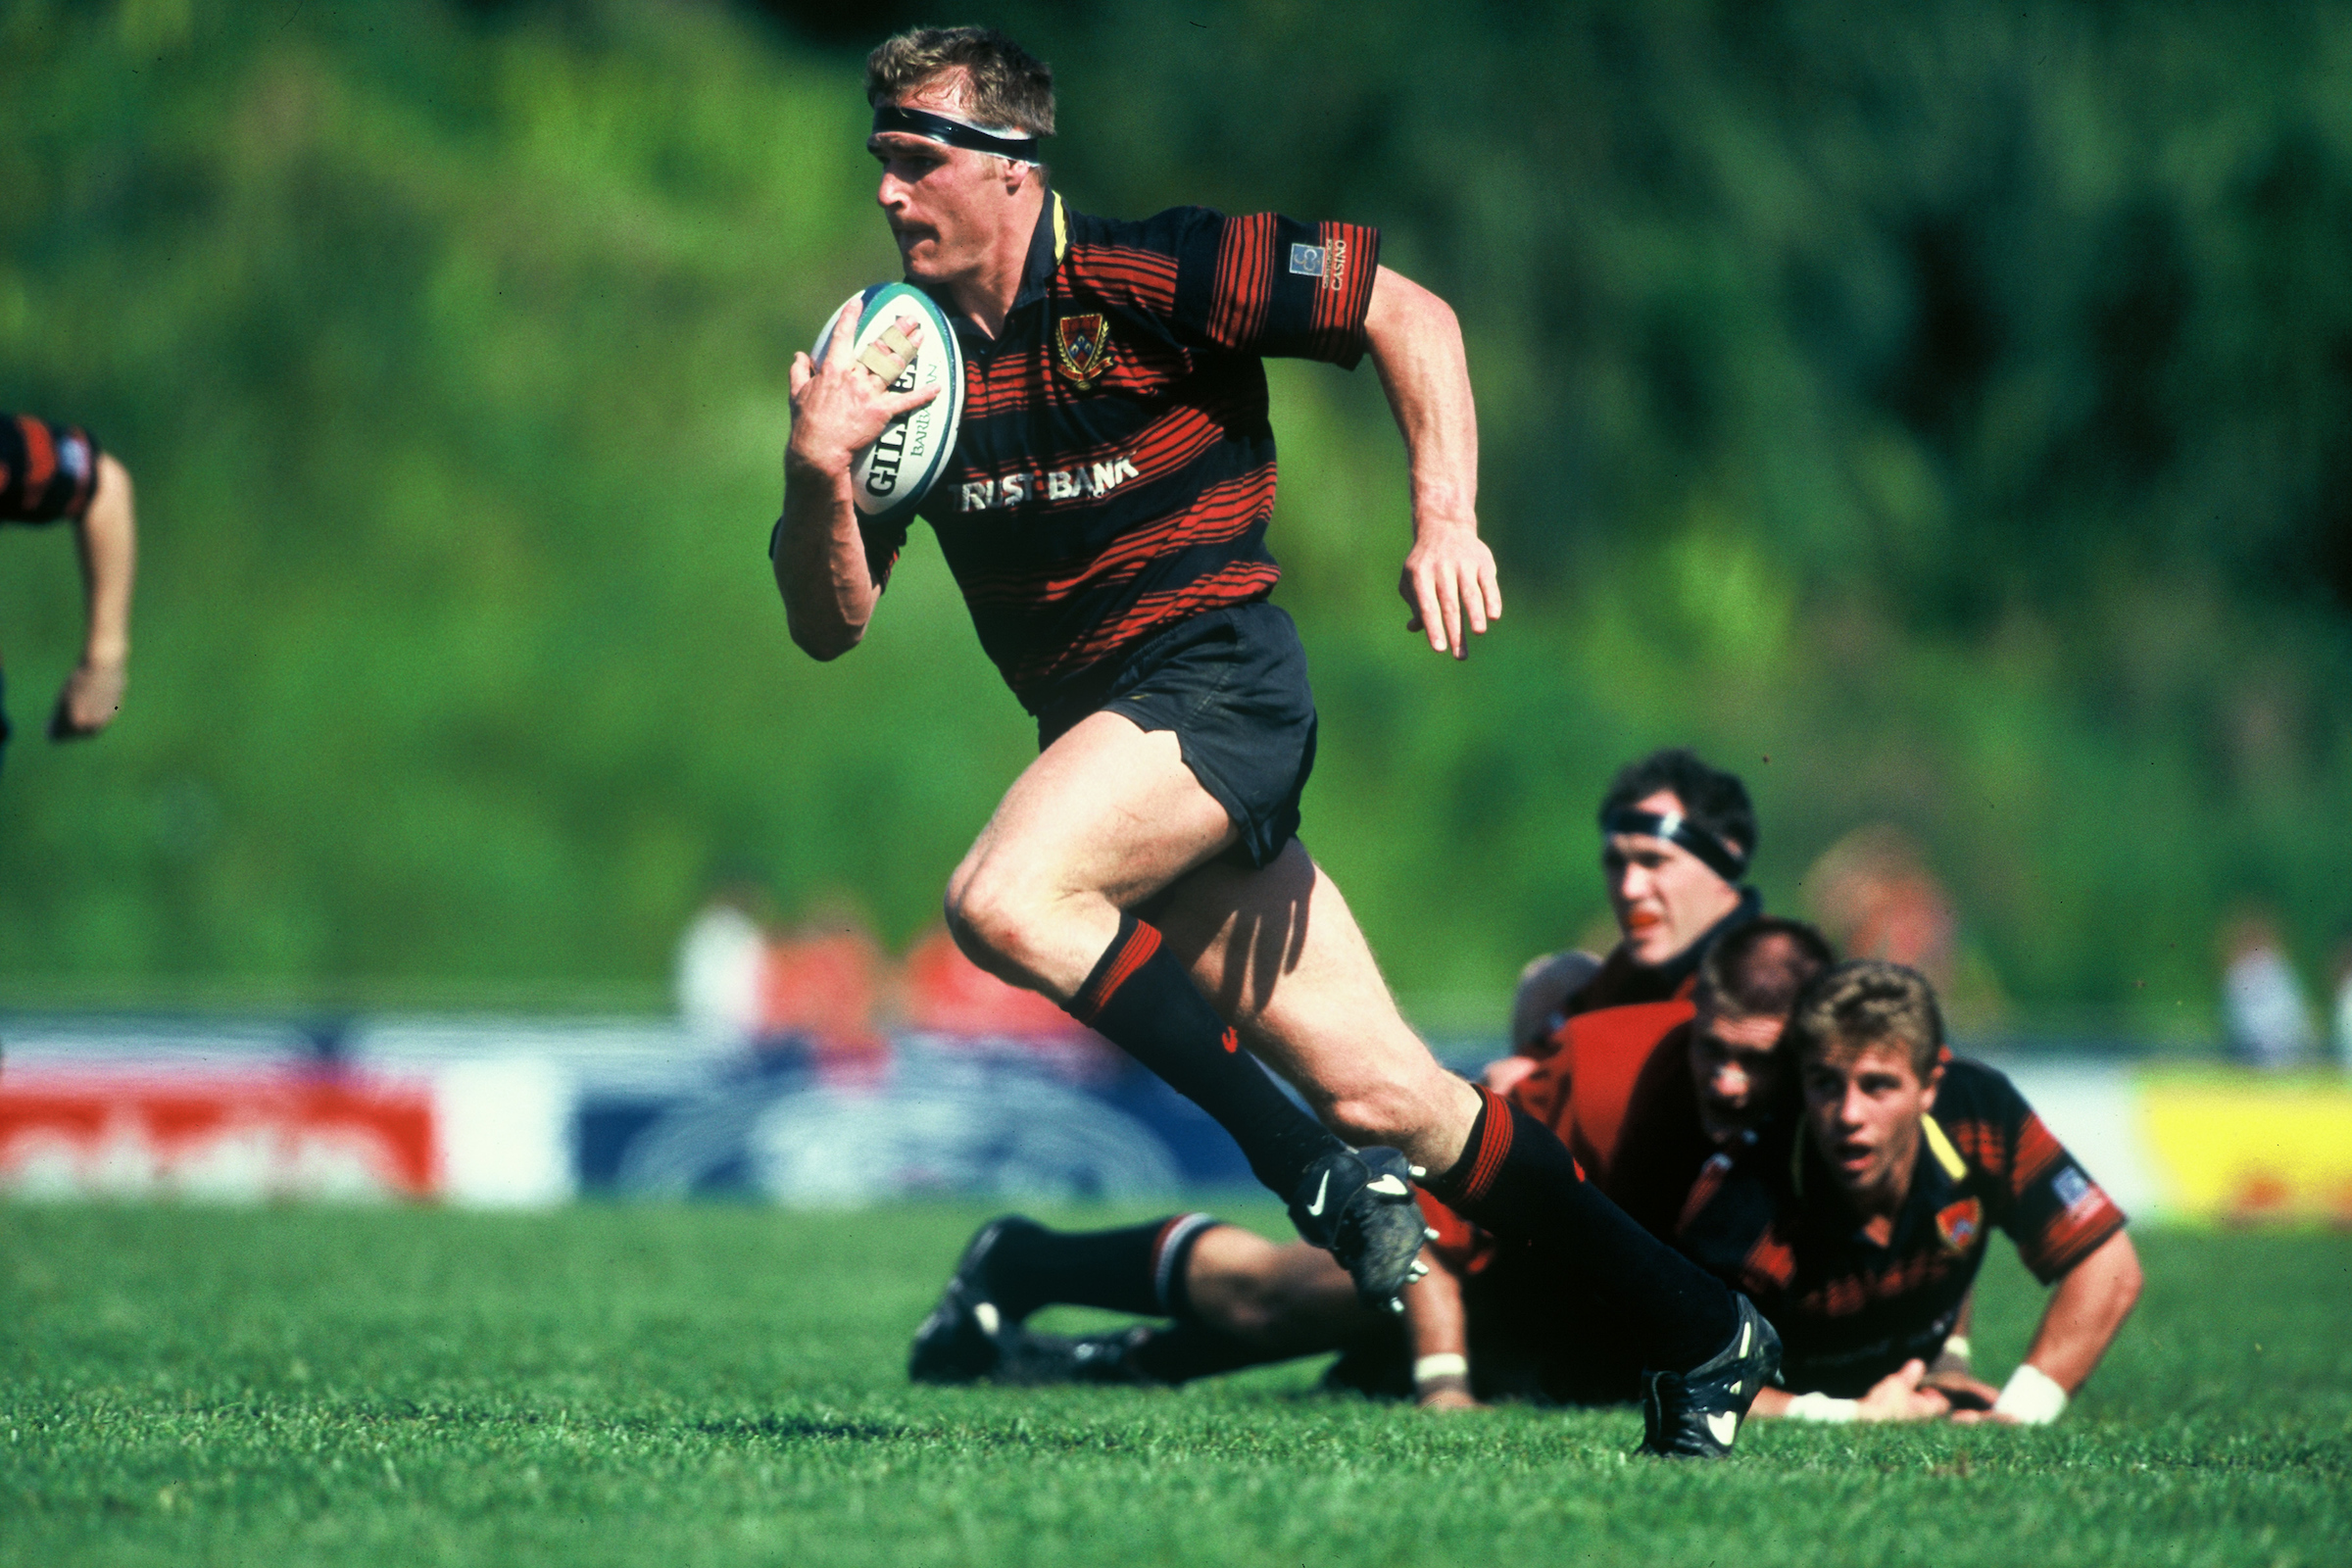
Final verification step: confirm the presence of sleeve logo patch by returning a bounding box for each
[1934,1197,1984,1254]
[1053,313,1113,389]
[1288,242,1329,278]
[2051,1165,2098,1215]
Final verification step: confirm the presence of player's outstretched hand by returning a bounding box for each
[1855,1359,1955,1422]
[1398,524,1502,660]
[785,293,942,477]
[48,657,125,740]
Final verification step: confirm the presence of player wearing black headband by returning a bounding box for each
[778,25,1774,1455]
[1505,748,1761,1061]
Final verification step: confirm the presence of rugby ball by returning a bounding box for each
[813,281,964,529]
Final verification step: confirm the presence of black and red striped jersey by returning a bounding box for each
[1675,1056,2128,1396]
[875,182,1380,715]
[1,414,103,526]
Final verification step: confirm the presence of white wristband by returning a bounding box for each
[1783,1392,1860,1423]
[1412,1352,1468,1389]
[1992,1363,2069,1425]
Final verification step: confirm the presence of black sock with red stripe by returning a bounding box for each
[985,1213,1223,1323]
[1426,1086,1738,1372]
[1069,912,1344,1196]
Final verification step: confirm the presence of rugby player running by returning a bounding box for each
[774,25,1774,1454]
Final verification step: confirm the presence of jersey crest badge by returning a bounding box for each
[1054,313,1112,389]
[1934,1197,1983,1254]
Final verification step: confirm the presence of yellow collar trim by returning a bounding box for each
[1922,1114,1968,1181]
[1052,191,1067,267]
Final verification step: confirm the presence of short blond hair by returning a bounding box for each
[1784,960,1944,1078]
[865,26,1055,136]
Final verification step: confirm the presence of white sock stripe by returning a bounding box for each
[1152,1213,1220,1313]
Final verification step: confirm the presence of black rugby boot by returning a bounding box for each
[907,1215,1035,1384]
[1288,1146,1432,1309]
[989,1326,1164,1387]
[1638,1293,1782,1457]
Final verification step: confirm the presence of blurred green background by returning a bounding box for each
[5,0,2352,1038]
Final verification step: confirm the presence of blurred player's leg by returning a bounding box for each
[912,1212,1370,1388]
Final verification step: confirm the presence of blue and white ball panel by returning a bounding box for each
[813,281,964,529]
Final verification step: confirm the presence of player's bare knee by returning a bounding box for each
[944,861,1054,978]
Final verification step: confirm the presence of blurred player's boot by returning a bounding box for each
[1020,1322,1281,1388]
[907,1215,1035,1384]
[991,1326,1163,1387]
[1638,1294,1781,1458]
[1288,1146,1431,1310]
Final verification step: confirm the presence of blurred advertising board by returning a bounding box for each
[2132,1074,2352,1224]
[4,1015,2348,1223]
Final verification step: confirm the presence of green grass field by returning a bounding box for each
[3,1203,2345,1567]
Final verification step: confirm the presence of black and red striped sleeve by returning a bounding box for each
[0,414,104,526]
[1955,1063,2129,1284]
[1152,208,1382,368]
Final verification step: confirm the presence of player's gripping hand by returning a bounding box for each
[785,293,942,478]
[1398,518,1502,661]
[49,656,125,740]
[1921,1368,2001,1413]
[1855,1359,1955,1423]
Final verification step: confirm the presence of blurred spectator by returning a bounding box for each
[1803,825,1957,991]
[2330,941,2352,1073]
[903,923,1089,1044]
[2219,910,2316,1070]
[675,883,774,1042]
[760,899,889,1066]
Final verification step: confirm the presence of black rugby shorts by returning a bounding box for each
[1036,602,1317,870]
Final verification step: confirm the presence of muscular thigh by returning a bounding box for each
[947,710,1241,994]
[1144,840,1478,1163]
[962,710,1237,904]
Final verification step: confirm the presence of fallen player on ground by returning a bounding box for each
[1677,959,2142,1424]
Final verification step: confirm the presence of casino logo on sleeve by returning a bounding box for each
[1053,313,1113,389]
